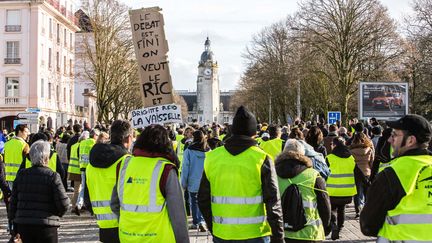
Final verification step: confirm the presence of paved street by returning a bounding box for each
[0,198,374,243]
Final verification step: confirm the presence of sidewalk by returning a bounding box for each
[0,202,375,242]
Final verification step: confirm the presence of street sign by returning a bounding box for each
[26,107,41,113]
[17,119,38,125]
[327,111,341,125]
[17,112,38,120]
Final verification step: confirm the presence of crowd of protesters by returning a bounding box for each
[0,107,431,242]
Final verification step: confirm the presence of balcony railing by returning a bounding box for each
[45,0,79,26]
[4,58,21,64]
[1,97,25,106]
[5,25,21,32]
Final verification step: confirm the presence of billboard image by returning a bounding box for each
[359,82,409,120]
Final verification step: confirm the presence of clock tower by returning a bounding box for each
[196,37,220,124]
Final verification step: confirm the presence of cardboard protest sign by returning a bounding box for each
[129,7,174,107]
[131,104,182,128]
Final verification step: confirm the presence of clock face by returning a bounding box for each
[204,68,212,75]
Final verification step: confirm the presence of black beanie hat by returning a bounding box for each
[354,122,364,133]
[232,106,257,136]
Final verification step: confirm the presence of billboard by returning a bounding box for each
[359,82,409,120]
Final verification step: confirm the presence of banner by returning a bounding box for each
[327,111,341,125]
[359,82,409,120]
[131,104,182,128]
[129,7,174,107]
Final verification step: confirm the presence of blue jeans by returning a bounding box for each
[77,171,86,208]
[354,179,366,213]
[189,192,204,225]
[213,236,270,243]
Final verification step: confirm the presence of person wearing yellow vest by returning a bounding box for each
[85,120,133,243]
[70,131,89,215]
[276,139,331,242]
[110,124,189,243]
[360,114,432,242]
[75,129,99,214]
[325,136,357,240]
[198,106,284,243]
[3,124,30,189]
[260,125,284,161]
[175,128,185,162]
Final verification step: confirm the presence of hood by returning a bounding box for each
[350,145,373,156]
[224,135,257,155]
[275,151,312,179]
[331,145,352,158]
[89,143,128,168]
[187,142,211,152]
[297,140,319,157]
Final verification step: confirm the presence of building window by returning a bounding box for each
[70,89,72,104]
[5,77,19,97]
[56,52,60,71]
[56,85,60,103]
[5,41,20,64]
[48,48,52,68]
[69,33,73,49]
[64,87,67,103]
[64,29,67,47]
[69,59,73,76]
[5,10,21,32]
[41,13,45,34]
[41,78,45,98]
[63,56,67,74]
[49,18,52,38]
[48,82,52,99]
[57,23,60,43]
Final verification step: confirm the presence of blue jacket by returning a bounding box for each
[180,144,209,193]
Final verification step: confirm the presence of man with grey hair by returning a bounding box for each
[9,140,70,242]
[283,138,306,155]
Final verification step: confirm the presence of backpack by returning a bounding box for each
[280,183,307,232]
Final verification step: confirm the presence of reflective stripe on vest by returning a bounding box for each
[377,237,427,243]
[328,173,354,178]
[5,163,20,167]
[385,214,432,225]
[326,183,356,188]
[96,213,118,221]
[92,200,111,208]
[211,196,262,205]
[213,216,266,225]
[118,157,164,213]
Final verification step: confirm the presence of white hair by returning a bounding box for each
[284,139,305,155]
[29,140,51,167]
[79,131,90,141]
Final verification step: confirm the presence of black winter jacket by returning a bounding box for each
[198,135,284,243]
[9,166,70,226]
[275,151,332,237]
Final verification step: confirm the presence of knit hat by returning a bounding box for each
[231,106,257,136]
[354,122,364,133]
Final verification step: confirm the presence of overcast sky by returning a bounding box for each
[119,0,413,91]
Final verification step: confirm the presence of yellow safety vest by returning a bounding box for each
[378,146,394,173]
[117,156,176,243]
[326,154,357,197]
[87,154,129,229]
[79,138,95,169]
[260,138,283,161]
[377,155,432,242]
[25,152,57,171]
[204,146,272,240]
[278,168,325,241]
[68,142,81,175]
[4,137,27,182]
[172,141,178,154]
[176,135,185,163]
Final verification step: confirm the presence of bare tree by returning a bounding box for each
[80,0,140,123]
[296,0,401,122]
